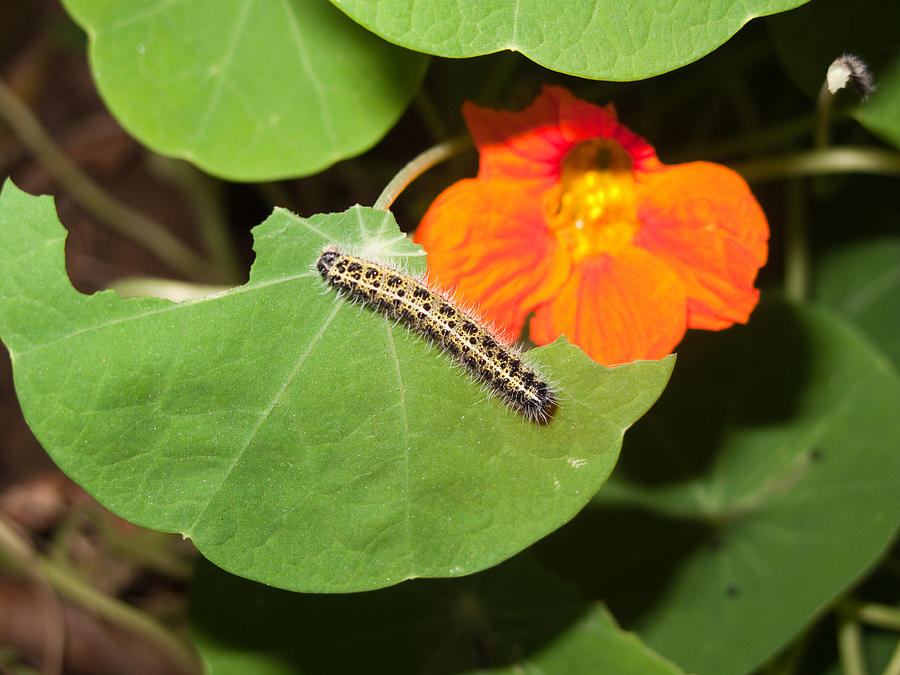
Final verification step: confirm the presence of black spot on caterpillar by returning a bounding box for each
[316,245,557,423]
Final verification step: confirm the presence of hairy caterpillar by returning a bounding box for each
[316,246,556,422]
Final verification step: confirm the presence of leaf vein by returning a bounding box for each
[184,300,342,535]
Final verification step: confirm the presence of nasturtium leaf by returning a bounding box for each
[768,0,900,149]
[60,0,428,181]
[813,237,900,369]
[330,0,810,81]
[0,180,673,592]
[536,300,900,675]
[190,555,686,675]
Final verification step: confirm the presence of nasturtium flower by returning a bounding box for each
[414,85,769,366]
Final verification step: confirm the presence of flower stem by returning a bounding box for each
[815,81,835,150]
[374,134,471,211]
[733,146,900,183]
[0,78,215,282]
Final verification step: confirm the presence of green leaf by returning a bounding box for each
[60,0,428,181]
[768,0,900,149]
[330,0,809,81]
[0,180,673,592]
[190,555,686,674]
[813,237,900,369]
[535,299,900,675]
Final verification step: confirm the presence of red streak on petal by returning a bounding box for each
[415,178,571,341]
[417,86,769,366]
[635,162,769,329]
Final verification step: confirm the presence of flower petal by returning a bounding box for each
[419,86,769,365]
[634,162,768,330]
[530,247,687,365]
[465,85,661,183]
[415,178,571,341]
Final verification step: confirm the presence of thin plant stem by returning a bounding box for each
[109,277,229,301]
[374,134,471,211]
[0,78,213,281]
[737,144,900,303]
[733,146,900,183]
[0,516,200,674]
[784,180,807,303]
[837,611,867,675]
[0,515,65,674]
[856,603,900,632]
[815,81,835,150]
[72,502,196,581]
[145,154,243,283]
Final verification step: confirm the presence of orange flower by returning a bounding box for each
[414,86,769,365]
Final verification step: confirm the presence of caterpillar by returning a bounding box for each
[316,245,556,423]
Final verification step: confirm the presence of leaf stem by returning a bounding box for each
[784,180,807,303]
[735,146,900,305]
[0,515,200,674]
[855,602,900,632]
[0,77,214,282]
[0,514,66,674]
[732,146,900,183]
[109,277,230,301]
[837,610,867,675]
[374,134,471,211]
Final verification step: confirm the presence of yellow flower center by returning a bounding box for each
[544,138,639,262]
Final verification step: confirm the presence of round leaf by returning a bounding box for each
[331,0,810,81]
[61,0,428,180]
[536,300,900,675]
[813,237,900,368]
[190,555,686,674]
[0,180,673,592]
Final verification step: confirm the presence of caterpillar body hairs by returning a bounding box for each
[316,245,556,423]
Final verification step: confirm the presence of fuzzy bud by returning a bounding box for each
[826,54,876,99]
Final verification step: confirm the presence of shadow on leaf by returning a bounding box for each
[533,503,714,628]
[190,554,588,674]
[611,298,813,487]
